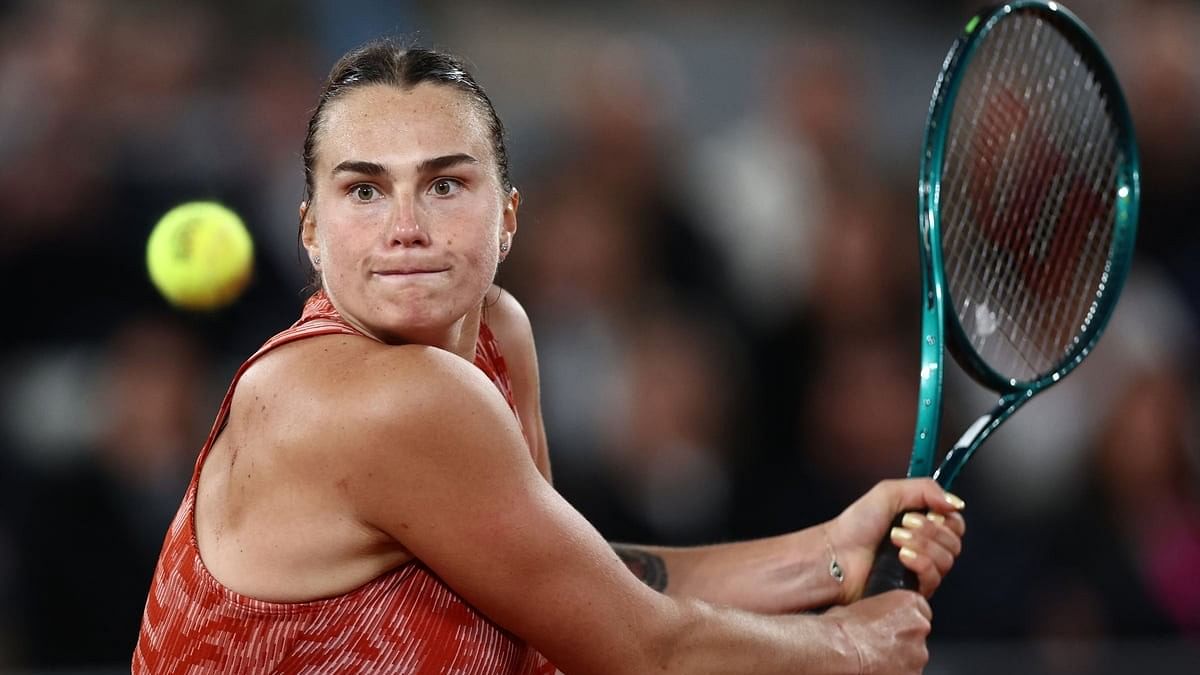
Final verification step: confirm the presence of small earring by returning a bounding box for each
[499,241,510,253]
[312,255,321,266]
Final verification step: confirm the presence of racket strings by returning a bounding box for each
[945,21,1047,358]
[945,18,1062,374]
[1034,62,1117,360]
[979,19,1083,367]
[939,11,1120,382]
[1029,42,1114,348]
[1045,141,1114,350]
[1011,32,1107,360]
[976,22,1069,369]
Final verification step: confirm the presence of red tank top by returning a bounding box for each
[133,292,557,674]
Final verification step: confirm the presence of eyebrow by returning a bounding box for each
[330,154,479,178]
[331,160,388,178]
[417,153,479,174]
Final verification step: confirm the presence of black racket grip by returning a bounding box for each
[864,514,919,596]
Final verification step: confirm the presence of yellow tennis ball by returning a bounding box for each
[146,201,254,310]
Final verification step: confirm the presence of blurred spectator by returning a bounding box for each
[548,33,729,311]
[507,173,647,520]
[687,37,871,330]
[503,35,736,543]
[593,301,740,545]
[1033,362,1200,638]
[1109,0,1200,317]
[0,0,112,253]
[232,35,320,293]
[731,179,918,536]
[10,317,211,668]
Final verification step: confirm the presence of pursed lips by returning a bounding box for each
[371,264,450,277]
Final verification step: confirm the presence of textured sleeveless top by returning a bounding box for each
[133,292,557,674]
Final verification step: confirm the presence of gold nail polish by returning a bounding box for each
[926,512,946,525]
[902,513,926,529]
[899,546,918,560]
[891,527,913,541]
[945,492,966,510]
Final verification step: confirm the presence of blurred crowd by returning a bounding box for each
[1,0,1198,672]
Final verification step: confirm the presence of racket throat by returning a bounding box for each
[950,412,993,451]
[933,391,1029,488]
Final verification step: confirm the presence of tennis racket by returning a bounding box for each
[865,0,1139,595]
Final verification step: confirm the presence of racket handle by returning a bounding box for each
[864,514,919,596]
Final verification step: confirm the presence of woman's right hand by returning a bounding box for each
[824,590,933,674]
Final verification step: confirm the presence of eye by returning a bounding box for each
[351,184,380,202]
[429,178,464,197]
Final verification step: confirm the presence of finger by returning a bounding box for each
[898,546,942,597]
[947,510,966,537]
[930,487,966,516]
[883,478,967,518]
[875,588,932,623]
[892,537,948,596]
[910,590,933,622]
[927,509,967,538]
[905,532,955,576]
[906,512,963,557]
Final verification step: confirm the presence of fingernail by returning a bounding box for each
[926,512,946,525]
[891,527,913,542]
[899,546,918,560]
[944,492,966,510]
[902,513,926,529]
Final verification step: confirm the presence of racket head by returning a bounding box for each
[922,1,1139,398]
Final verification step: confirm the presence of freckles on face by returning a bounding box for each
[305,83,509,343]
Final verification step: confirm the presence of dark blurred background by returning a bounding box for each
[1,0,1198,672]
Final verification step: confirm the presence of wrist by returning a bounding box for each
[767,527,848,612]
[819,524,847,600]
[825,613,866,675]
[824,517,864,605]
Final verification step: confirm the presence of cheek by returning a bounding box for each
[443,202,502,264]
[460,241,498,281]
[314,205,372,257]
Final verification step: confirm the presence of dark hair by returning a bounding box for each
[302,40,513,201]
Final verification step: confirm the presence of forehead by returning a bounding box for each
[315,83,493,169]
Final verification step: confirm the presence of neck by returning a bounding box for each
[444,304,482,361]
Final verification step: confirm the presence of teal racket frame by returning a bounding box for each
[909,0,1140,489]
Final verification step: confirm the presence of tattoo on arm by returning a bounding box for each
[613,545,668,592]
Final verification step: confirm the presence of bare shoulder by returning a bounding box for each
[483,284,535,354]
[236,331,533,530]
[240,333,516,452]
[198,332,541,601]
[248,332,545,536]
[480,285,551,476]
[481,285,540,402]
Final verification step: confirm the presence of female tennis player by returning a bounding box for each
[133,41,965,675]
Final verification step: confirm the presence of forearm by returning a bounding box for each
[641,597,859,675]
[612,525,844,613]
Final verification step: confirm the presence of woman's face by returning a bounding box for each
[302,83,517,347]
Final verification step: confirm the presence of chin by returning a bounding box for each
[374,301,467,345]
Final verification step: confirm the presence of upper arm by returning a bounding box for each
[484,286,551,480]
[343,348,665,674]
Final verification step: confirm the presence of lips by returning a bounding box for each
[372,264,450,276]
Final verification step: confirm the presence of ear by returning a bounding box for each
[500,188,519,257]
[299,200,320,267]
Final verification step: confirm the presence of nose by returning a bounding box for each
[388,197,431,248]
